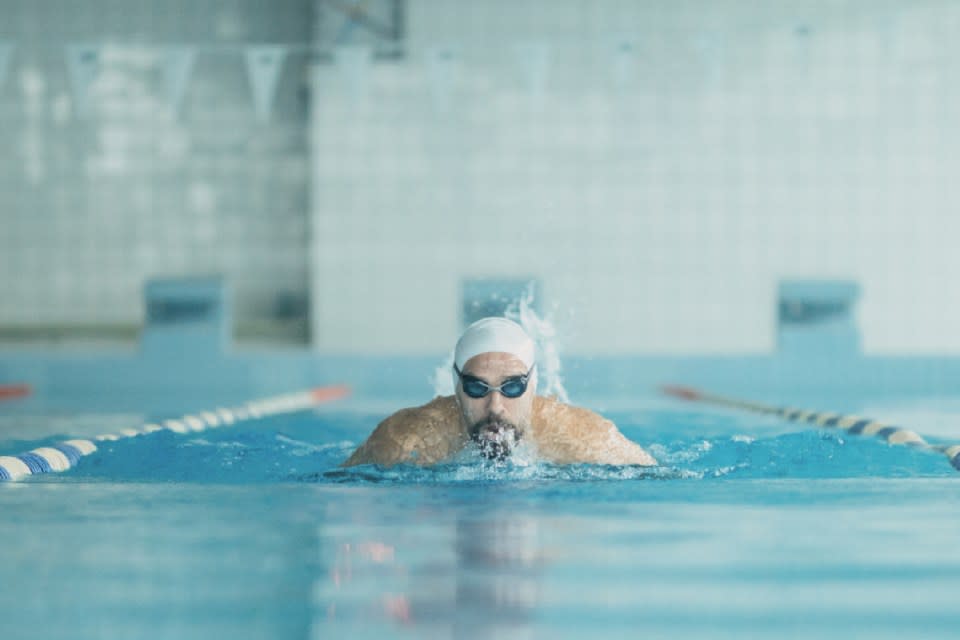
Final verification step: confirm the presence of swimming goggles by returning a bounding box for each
[454,364,535,399]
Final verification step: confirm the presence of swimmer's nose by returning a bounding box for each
[485,389,506,416]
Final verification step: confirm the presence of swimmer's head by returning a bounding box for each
[453,318,537,461]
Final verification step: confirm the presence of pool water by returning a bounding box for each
[1,403,959,639]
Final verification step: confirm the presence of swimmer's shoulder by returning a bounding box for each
[342,395,466,467]
[531,396,657,466]
[533,395,605,428]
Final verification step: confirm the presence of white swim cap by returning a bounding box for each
[454,317,536,370]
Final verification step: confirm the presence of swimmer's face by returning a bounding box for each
[455,352,535,461]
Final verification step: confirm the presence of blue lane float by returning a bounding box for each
[0,385,349,482]
[662,385,960,472]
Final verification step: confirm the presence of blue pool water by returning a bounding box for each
[1,400,959,639]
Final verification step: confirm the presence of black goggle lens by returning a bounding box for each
[456,365,533,399]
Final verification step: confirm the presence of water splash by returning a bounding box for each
[323,458,677,484]
[429,353,456,397]
[505,286,570,404]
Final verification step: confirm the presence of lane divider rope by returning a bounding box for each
[0,385,350,482]
[0,384,31,402]
[661,384,960,472]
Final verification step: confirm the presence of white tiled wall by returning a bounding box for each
[3,1,958,355]
[310,0,960,355]
[0,0,312,329]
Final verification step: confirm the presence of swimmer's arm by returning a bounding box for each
[340,412,409,467]
[342,397,465,467]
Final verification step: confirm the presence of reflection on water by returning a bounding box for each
[2,481,960,640]
[309,479,960,640]
[314,497,546,638]
[452,515,543,639]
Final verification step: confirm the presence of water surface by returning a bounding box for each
[1,406,958,639]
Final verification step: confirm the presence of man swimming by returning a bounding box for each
[343,317,657,467]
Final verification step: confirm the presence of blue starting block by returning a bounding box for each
[778,279,860,357]
[141,277,230,357]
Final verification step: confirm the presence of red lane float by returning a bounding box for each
[0,384,31,401]
[311,384,351,403]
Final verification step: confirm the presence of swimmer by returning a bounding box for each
[343,317,657,467]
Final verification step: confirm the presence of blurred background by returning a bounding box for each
[1,0,958,360]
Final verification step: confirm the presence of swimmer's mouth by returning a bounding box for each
[472,422,520,460]
[478,423,511,438]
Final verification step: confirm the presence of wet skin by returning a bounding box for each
[343,357,657,467]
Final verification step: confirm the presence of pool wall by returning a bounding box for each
[4,347,960,415]
[2,277,959,414]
